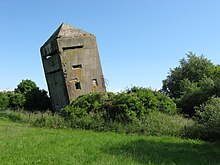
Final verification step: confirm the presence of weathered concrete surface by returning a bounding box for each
[40,23,106,112]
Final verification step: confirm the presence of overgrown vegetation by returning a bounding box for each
[0,110,67,129]
[184,97,220,141]
[0,79,51,112]
[60,87,188,136]
[162,52,220,116]
[1,52,220,142]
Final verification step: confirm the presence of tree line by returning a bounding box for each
[0,80,51,111]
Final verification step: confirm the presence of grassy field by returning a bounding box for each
[0,118,220,165]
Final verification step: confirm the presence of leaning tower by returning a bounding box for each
[40,23,106,111]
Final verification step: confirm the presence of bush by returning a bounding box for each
[0,91,26,110]
[62,88,177,125]
[127,87,177,115]
[0,108,194,138]
[0,80,51,112]
[14,79,52,112]
[108,92,146,123]
[183,97,220,141]
[195,97,220,140]
[61,88,183,136]
[0,91,10,110]
[25,88,51,112]
[61,92,107,118]
[7,92,26,109]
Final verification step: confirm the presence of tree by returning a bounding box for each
[162,52,215,98]
[14,79,51,112]
[25,88,51,112]
[14,79,37,94]
[162,52,220,115]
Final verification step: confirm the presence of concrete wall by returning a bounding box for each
[58,35,106,100]
[40,24,106,112]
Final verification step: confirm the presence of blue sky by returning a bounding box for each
[1,0,220,92]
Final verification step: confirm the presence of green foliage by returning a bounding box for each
[183,97,220,141]
[162,52,220,116]
[0,91,10,110]
[25,88,51,112]
[0,91,26,110]
[0,79,51,112]
[195,97,220,140]
[126,87,159,112]
[61,88,181,135]
[14,79,37,94]
[176,77,215,115]
[109,92,146,122]
[62,92,106,118]
[127,86,176,115]
[7,92,26,109]
[62,87,177,125]
[0,110,68,129]
[14,79,51,112]
[162,52,215,98]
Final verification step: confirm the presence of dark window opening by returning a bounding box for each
[92,79,98,86]
[74,78,81,89]
[75,82,81,89]
[62,45,83,51]
[72,64,82,69]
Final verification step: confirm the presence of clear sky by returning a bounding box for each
[1,0,220,92]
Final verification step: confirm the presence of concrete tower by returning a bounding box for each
[40,23,106,112]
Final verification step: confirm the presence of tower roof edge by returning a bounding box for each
[43,23,94,45]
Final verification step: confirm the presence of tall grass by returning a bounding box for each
[0,109,194,138]
[0,109,69,128]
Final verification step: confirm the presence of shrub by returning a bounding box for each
[0,108,194,138]
[13,79,51,112]
[61,89,182,136]
[7,92,26,109]
[0,91,10,110]
[0,91,25,110]
[183,97,220,141]
[62,87,177,126]
[195,97,220,140]
[0,80,51,112]
[25,88,51,112]
[61,92,107,118]
[109,92,146,123]
[176,77,216,116]
[62,91,151,123]
[127,86,177,115]
[153,90,177,115]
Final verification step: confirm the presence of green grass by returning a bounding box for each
[0,119,220,165]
